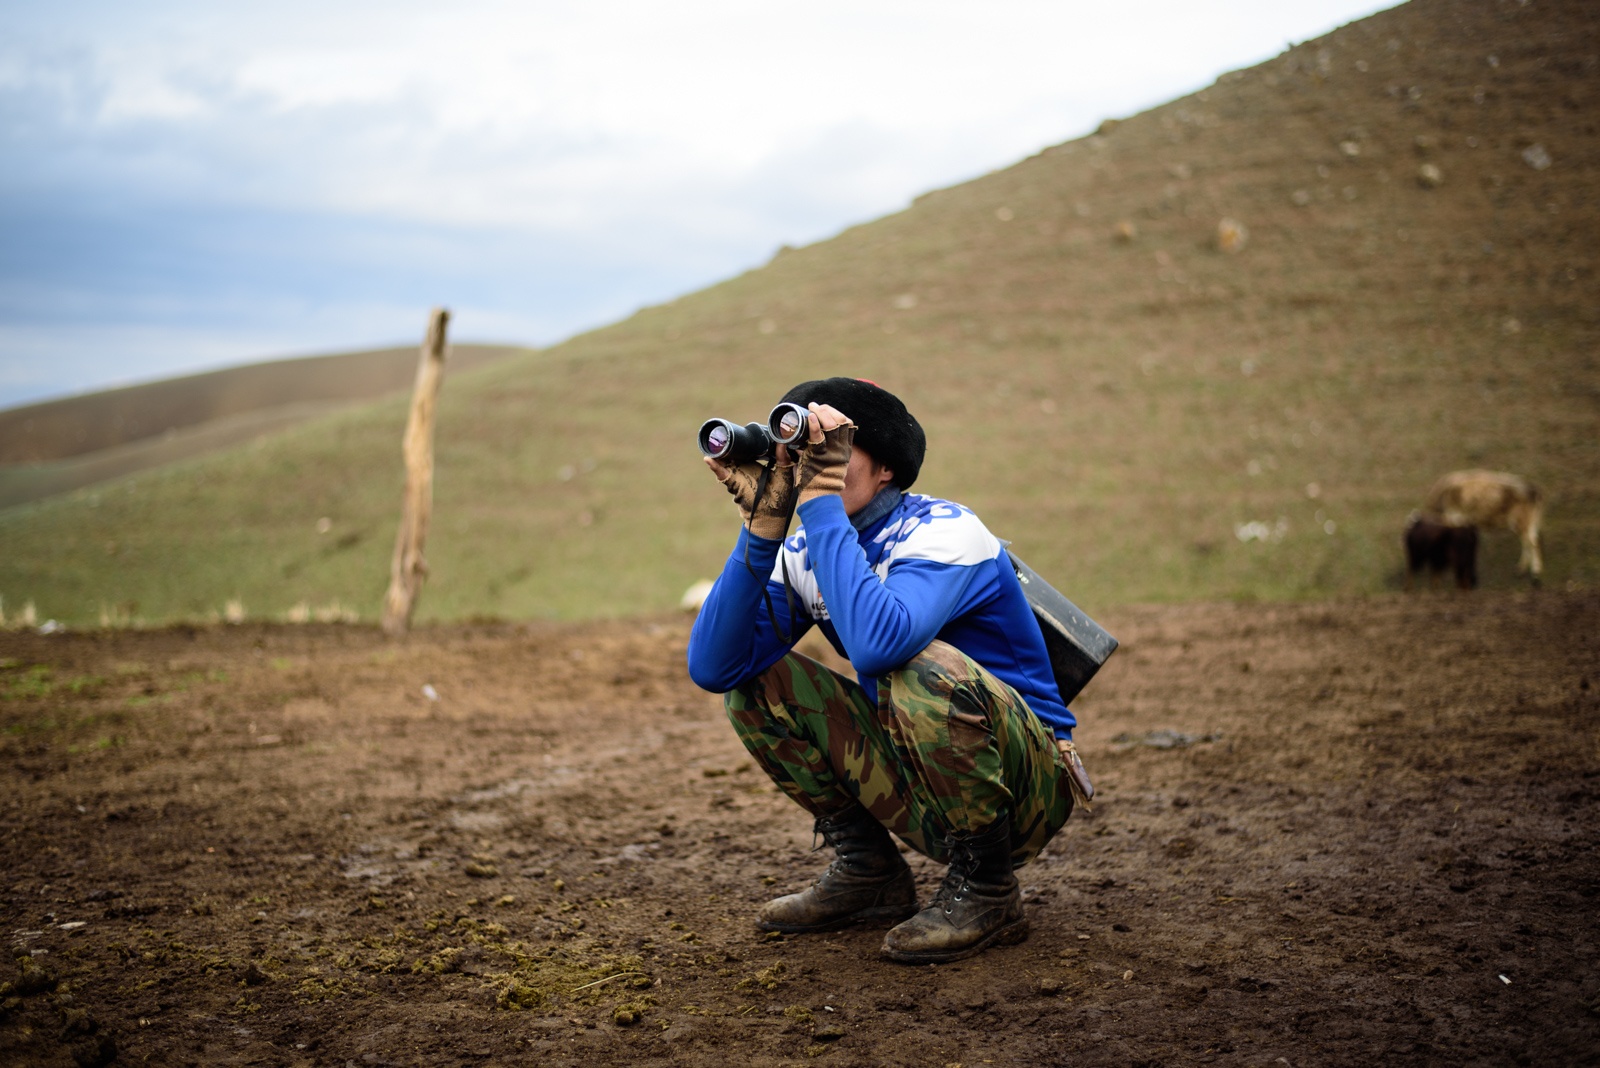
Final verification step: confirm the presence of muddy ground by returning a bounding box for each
[1,591,1597,1067]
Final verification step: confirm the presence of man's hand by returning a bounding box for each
[706,452,796,541]
[795,403,855,507]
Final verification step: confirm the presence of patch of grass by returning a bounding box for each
[734,961,787,992]
[0,666,106,702]
[404,921,650,1015]
[294,971,367,1002]
[1,665,53,700]
[487,945,651,1013]
[66,737,124,755]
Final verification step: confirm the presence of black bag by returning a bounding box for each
[1005,550,1119,705]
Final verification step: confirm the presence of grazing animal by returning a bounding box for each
[1422,469,1544,581]
[1403,512,1478,590]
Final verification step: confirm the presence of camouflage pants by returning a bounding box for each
[725,640,1073,866]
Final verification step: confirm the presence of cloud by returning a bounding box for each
[0,0,1399,407]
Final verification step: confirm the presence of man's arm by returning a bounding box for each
[785,401,977,676]
[797,496,980,677]
[686,529,812,692]
[687,443,808,692]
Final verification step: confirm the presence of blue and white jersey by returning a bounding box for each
[688,490,1075,738]
[775,496,1000,622]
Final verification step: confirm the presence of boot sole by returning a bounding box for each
[757,904,921,935]
[879,917,1030,965]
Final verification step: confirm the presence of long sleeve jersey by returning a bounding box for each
[686,489,1076,739]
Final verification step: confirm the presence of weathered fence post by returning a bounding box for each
[381,307,450,636]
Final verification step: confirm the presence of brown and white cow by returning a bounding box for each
[1422,469,1544,581]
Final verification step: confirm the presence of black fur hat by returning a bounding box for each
[779,377,926,490]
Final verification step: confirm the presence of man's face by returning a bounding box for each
[840,445,894,517]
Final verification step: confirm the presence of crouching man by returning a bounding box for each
[686,378,1079,964]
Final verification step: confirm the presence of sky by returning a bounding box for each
[0,0,1398,410]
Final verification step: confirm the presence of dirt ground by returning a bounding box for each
[2,591,1597,1067]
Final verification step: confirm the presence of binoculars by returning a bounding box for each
[697,402,811,464]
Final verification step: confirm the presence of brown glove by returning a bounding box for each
[795,420,855,507]
[714,457,796,541]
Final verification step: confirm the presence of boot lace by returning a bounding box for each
[931,834,979,915]
[811,815,848,875]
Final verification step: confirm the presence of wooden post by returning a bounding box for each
[382,307,450,635]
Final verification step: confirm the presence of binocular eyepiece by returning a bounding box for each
[698,402,810,464]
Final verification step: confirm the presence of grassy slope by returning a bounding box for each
[0,343,527,463]
[1,0,1596,627]
[0,344,528,509]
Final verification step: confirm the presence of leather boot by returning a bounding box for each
[880,814,1026,964]
[758,806,918,933]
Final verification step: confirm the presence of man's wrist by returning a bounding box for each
[795,494,848,527]
[737,524,787,550]
[747,517,789,541]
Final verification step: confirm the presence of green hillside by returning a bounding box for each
[0,343,526,510]
[2,0,1596,628]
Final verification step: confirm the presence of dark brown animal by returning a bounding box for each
[1423,469,1543,581]
[1404,512,1478,591]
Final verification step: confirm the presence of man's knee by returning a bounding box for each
[725,654,824,734]
[725,678,781,734]
[884,640,984,713]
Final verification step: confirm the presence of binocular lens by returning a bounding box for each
[698,417,763,461]
[768,402,809,445]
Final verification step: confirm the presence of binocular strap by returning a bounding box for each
[740,460,802,647]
